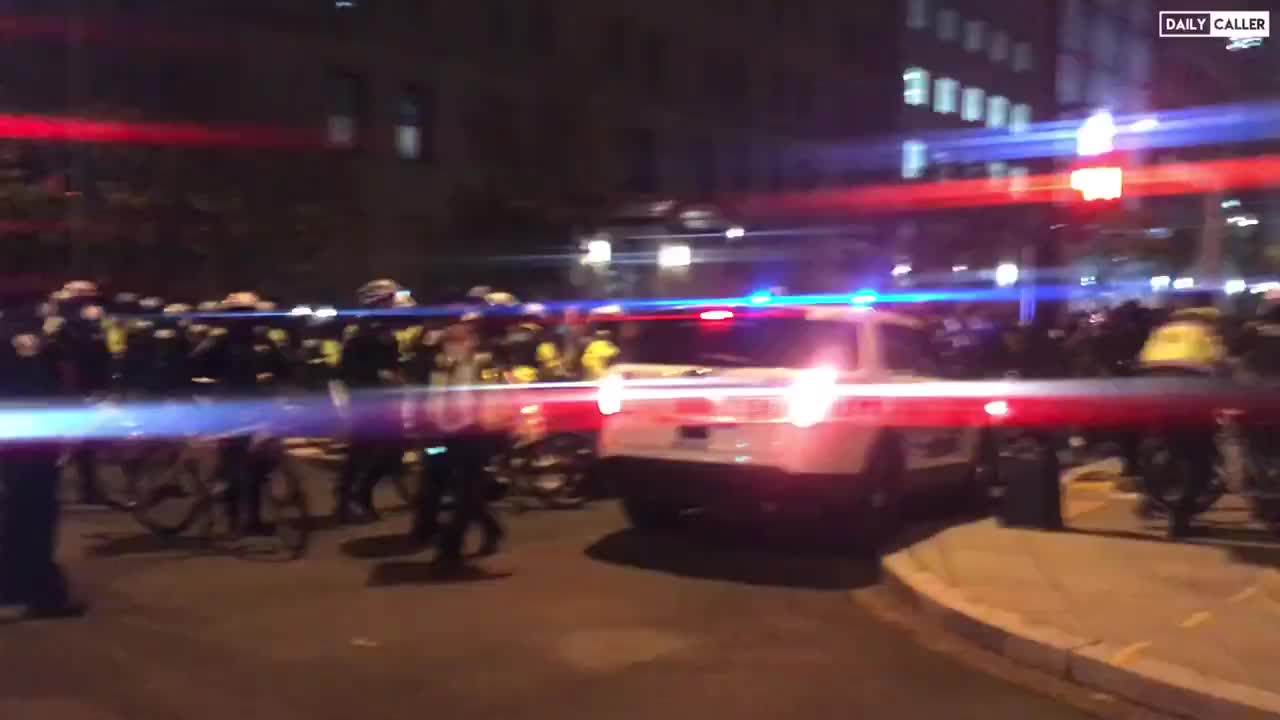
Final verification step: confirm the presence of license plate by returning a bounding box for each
[676,425,710,449]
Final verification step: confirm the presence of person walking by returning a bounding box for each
[414,316,505,571]
[0,307,85,618]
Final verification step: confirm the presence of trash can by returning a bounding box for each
[997,431,1063,530]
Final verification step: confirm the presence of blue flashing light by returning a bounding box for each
[850,290,878,306]
[748,290,773,305]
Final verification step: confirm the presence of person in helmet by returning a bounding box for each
[498,303,566,384]
[43,281,113,505]
[334,279,405,523]
[188,291,291,535]
[0,299,86,618]
[1131,290,1228,537]
[580,307,622,381]
[413,315,505,568]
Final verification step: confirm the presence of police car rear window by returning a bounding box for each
[622,317,858,369]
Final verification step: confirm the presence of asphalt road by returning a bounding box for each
[0,464,1130,720]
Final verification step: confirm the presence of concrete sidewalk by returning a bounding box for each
[883,489,1280,718]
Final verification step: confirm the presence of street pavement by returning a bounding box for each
[902,481,1280,701]
[0,463,1116,720]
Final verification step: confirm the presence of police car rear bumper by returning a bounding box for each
[598,456,863,514]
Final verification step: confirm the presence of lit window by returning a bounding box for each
[989,30,1008,63]
[1013,42,1032,71]
[964,19,984,51]
[395,90,428,160]
[1010,104,1031,133]
[907,0,930,29]
[937,9,958,41]
[902,140,927,179]
[326,70,364,149]
[335,0,356,7]
[961,86,984,122]
[933,77,958,114]
[903,67,930,106]
[986,96,1008,128]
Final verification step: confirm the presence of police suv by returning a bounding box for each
[595,305,996,543]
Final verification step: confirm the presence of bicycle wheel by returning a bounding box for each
[529,433,594,510]
[133,453,209,537]
[267,457,311,560]
[390,449,422,507]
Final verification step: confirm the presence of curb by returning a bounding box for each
[879,550,1280,720]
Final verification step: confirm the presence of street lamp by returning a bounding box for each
[995,263,1019,287]
[582,238,612,265]
[657,244,692,268]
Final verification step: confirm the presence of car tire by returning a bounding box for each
[960,429,1000,514]
[621,496,683,532]
[844,436,904,549]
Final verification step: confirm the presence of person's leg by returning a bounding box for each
[75,445,103,505]
[1170,428,1215,538]
[409,448,445,544]
[8,451,78,615]
[335,440,365,523]
[436,437,487,568]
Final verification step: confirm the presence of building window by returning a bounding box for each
[1013,42,1032,71]
[1010,103,1031,133]
[964,19,984,51]
[961,86,984,122]
[986,96,1008,128]
[989,30,1008,63]
[1057,54,1081,105]
[395,88,430,160]
[907,0,930,29]
[902,139,927,179]
[903,67,929,106]
[933,77,958,114]
[326,70,364,149]
[937,8,958,41]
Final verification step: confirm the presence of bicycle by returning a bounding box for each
[133,419,311,560]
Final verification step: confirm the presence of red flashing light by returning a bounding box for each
[700,310,734,321]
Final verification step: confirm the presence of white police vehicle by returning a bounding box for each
[595,305,995,543]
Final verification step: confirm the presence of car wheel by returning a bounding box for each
[621,496,683,532]
[960,429,1000,514]
[841,437,904,549]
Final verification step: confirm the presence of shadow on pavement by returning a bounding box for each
[367,561,512,587]
[340,533,427,559]
[85,532,216,558]
[584,527,879,590]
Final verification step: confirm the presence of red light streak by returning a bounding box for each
[736,154,1280,218]
[0,114,322,149]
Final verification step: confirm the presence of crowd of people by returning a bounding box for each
[0,277,624,616]
[5,273,1280,616]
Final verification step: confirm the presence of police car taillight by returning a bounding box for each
[786,367,838,428]
[598,374,625,416]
